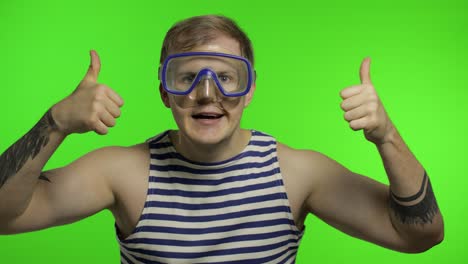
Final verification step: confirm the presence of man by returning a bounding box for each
[0,15,443,263]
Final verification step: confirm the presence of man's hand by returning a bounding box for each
[340,58,394,145]
[52,50,124,135]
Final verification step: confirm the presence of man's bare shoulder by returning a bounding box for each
[94,142,148,156]
[62,142,150,190]
[276,142,348,189]
[100,142,148,160]
[276,142,338,171]
[276,142,354,218]
[76,142,148,169]
[90,142,149,176]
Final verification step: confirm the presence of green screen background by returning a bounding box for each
[0,0,466,263]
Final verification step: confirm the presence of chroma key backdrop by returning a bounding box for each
[0,0,466,263]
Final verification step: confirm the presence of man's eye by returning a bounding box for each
[219,75,231,82]
[181,74,195,83]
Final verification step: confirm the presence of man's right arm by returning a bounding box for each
[0,50,124,233]
[0,108,65,221]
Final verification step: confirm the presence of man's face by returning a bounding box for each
[160,34,255,145]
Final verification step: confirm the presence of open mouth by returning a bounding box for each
[192,113,224,120]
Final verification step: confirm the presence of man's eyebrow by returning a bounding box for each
[175,71,197,75]
[216,70,237,74]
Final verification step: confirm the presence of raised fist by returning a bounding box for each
[52,50,124,135]
[340,58,395,145]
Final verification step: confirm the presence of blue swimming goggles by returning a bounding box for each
[159,52,255,98]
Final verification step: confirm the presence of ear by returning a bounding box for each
[243,83,256,108]
[159,84,171,108]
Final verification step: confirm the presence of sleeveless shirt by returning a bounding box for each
[116,130,305,263]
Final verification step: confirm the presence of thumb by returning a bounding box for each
[84,50,101,82]
[359,57,372,84]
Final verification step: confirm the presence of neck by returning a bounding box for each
[170,129,251,163]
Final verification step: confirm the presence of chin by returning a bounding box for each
[186,125,231,146]
[180,116,240,146]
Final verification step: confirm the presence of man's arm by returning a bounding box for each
[0,147,117,234]
[339,57,443,249]
[376,126,442,244]
[289,58,442,253]
[299,149,442,253]
[0,50,124,233]
[0,109,64,220]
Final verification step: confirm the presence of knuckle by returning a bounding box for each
[97,127,108,135]
[344,112,352,121]
[339,90,346,98]
[93,86,108,98]
[91,101,102,111]
[94,93,105,101]
[340,101,347,110]
[365,84,375,91]
[88,114,99,125]
[93,118,102,127]
[84,119,95,129]
[94,84,108,95]
[368,93,378,102]
[92,118,101,127]
[367,102,378,112]
[350,122,360,131]
[96,84,107,91]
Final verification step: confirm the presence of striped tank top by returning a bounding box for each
[117,130,305,263]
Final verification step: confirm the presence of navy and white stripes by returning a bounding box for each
[117,130,304,263]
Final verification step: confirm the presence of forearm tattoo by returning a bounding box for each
[389,171,439,225]
[0,109,57,188]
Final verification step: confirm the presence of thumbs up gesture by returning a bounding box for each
[52,50,124,135]
[340,58,394,145]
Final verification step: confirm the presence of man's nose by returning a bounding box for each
[195,77,220,103]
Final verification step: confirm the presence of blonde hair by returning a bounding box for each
[160,15,254,66]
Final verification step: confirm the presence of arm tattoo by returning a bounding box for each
[0,109,57,188]
[389,171,439,225]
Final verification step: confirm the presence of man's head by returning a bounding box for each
[158,15,256,148]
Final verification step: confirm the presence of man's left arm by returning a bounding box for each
[339,58,444,250]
